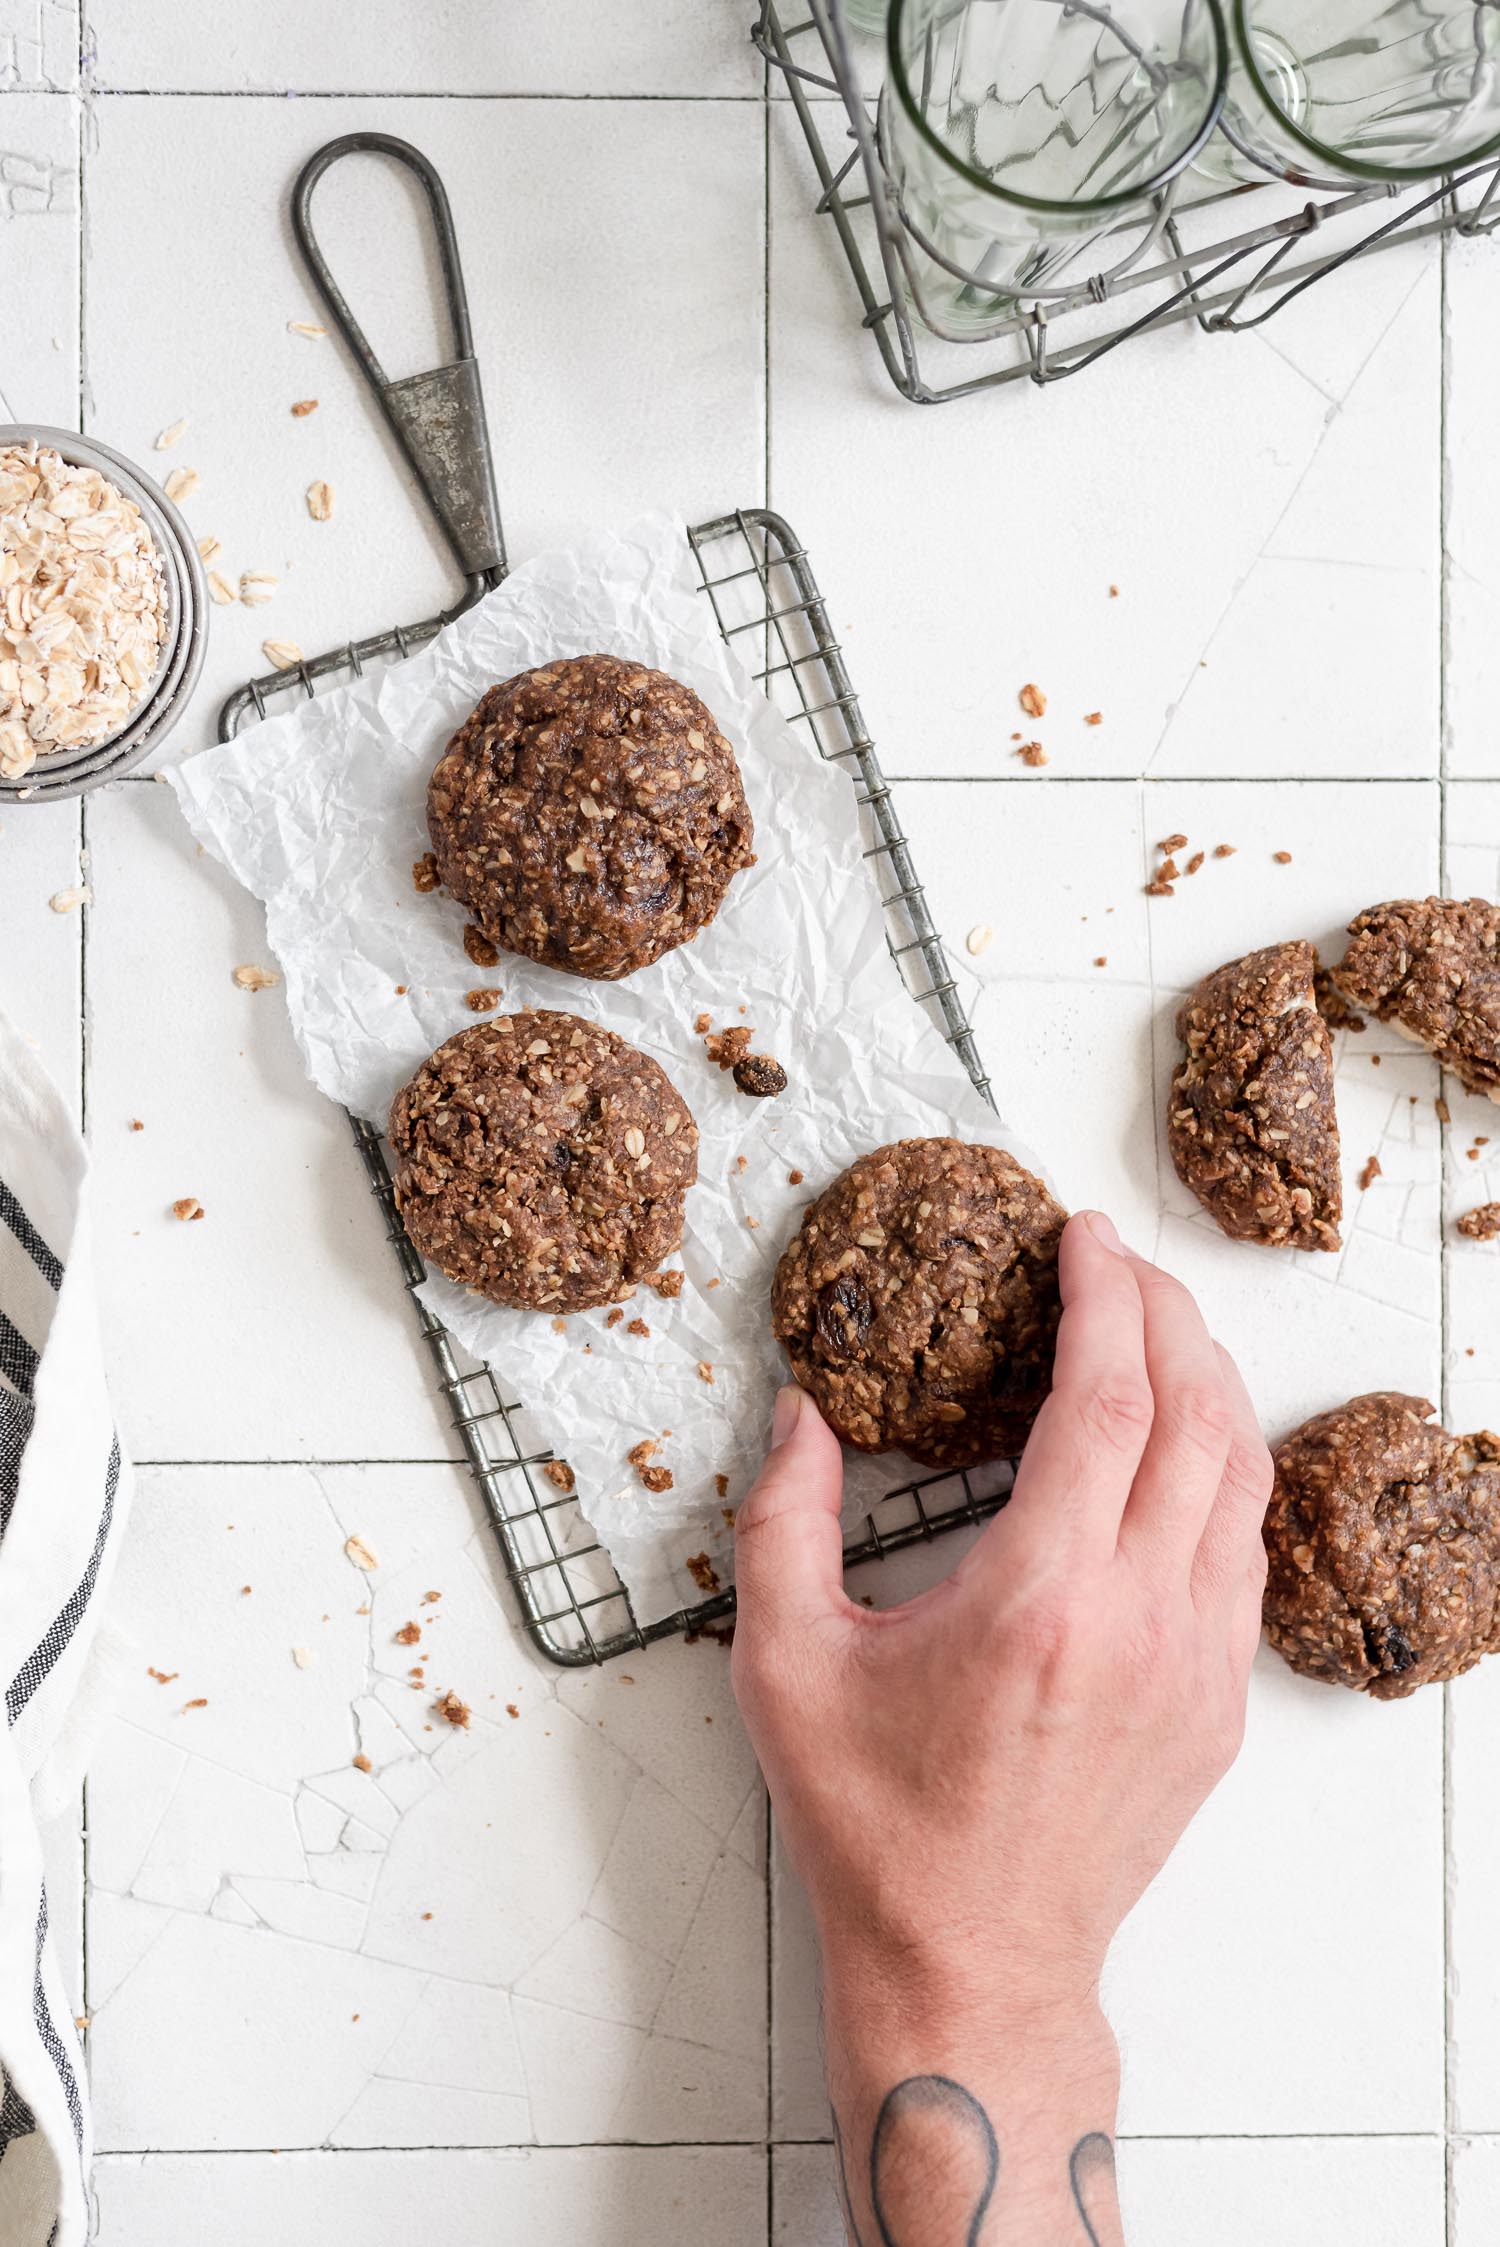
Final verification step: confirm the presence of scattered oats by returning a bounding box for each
[154,418,187,450]
[196,533,221,563]
[207,569,236,606]
[239,570,277,606]
[624,1126,646,1159]
[232,963,279,991]
[344,1533,379,1572]
[1213,843,1236,859]
[291,1646,315,1669]
[49,886,90,913]
[697,1361,715,1384]
[966,924,994,956]
[288,320,328,339]
[1158,833,1189,854]
[746,1214,761,1230]
[262,639,304,671]
[163,466,199,504]
[1437,1097,1452,1124]
[1018,682,1046,717]
[171,1196,203,1222]
[1184,852,1205,876]
[306,480,334,522]
[181,1697,208,1712]
[1145,878,1175,899]
[290,398,319,417]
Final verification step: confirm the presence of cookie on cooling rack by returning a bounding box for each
[389,1009,697,1313]
[1168,938,1342,1251]
[770,1137,1066,1472]
[1263,1391,1500,1698]
[425,653,756,982]
[1331,896,1500,1102]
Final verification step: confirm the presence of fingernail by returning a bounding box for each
[771,1383,805,1448]
[1082,1210,1123,1253]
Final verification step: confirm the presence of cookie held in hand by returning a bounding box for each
[389,1010,697,1313]
[1263,1392,1500,1697]
[770,1137,1066,1471]
[1168,938,1341,1251]
[426,654,755,982]
[1331,896,1500,1102]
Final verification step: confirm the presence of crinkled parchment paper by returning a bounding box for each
[170,513,1037,1624]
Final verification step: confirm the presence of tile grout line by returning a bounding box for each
[75,2,94,2056]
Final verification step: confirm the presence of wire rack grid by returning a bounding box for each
[757,0,1500,402]
[219,507,1018,1666]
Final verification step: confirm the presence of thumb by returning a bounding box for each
[733,1383,848,1636]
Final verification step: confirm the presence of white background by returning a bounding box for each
[1,2,1498,2237]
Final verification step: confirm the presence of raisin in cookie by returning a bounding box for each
[389,1010,697,1313]
[1263,1392,1500,1697]
[771,1138,1066,1471]
[1331,896,1500,1101]
[1169,939,1341,1251]
[426,654,755,982]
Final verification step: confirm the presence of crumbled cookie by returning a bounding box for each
[1168,939,1341,1251]
[771,1137,1065,1470]
[644,1268,684,1298]
[542,1458,576,1492]
[412,853,439,893]
[732,1054,787,1099]
[426,655,755,981]
[704,1023,753,1071]
[1459,1202,1500,1241]
[1331,897,1500,1101]
[465,988,503,1013]
[388,1010,697,1313]
[433,1689,471,1728]
[463,923,499,968]
[1263,1392,1500,1696]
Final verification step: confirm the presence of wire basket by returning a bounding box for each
[221,505,1017,1665]
[758,0,1500,400]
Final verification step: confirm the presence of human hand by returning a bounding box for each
[731,1210,1273,2244]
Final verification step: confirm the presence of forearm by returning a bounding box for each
[819,1945,1124,2247]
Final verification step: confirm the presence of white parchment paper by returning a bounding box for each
[170,513,1034,1623]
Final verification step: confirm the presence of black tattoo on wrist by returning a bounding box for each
[1069,2131,1117,2245]
[867,2075,1000,2247]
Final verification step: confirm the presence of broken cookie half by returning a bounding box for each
[1264,1392,1500,1697]
[1329,895,1500,1102]
[1168,938,1342,1252]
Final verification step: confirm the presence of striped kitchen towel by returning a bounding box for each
[0,1007,134,2247]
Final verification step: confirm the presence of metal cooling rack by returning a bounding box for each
[758,0,1500,401]
[221,507,1016,1665]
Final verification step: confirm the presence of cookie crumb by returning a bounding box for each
[645,1269,684,1298]
[1184,852,1205,877]
[693,1010,712,1035]
[704,1022,753,1071]
[1016,741,1047,767]
[1018,683,1046,718]
[412,853,439,893]
[732,1054,787,1098]
[1145,878,1175,899]
[505,1703,520,1719]
[1212,843,1236,859]
[394,1621,421,1646]
[605,1307,624,1328]
[1093,956,1108,968]
[1437,1097,1452,1124]
[146,1667,178,1685]
[626,1316,650,1338]
[232,963,279,991]
[181,1697,208,1712]
[171,1197,204,1222]
[542,1458,575,1492]
[463,923,499,968]
[787,1167,804,1185]
[696,1361,715,1384]
[686,1552,721,1594]
[465,987,503,1013]
[715,1472,730,1499]
[1314,969,1365,1033]
[1273,850,1293,864]
[1158,833,1188,854]
[433,1689,470,1729]
[1084,711,1103,726]
[1459,1202,1500,1241]
[291,398,318,416]
[129,1118,144,1131]
[1357,1156,1382,1192]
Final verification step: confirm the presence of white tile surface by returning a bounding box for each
[89,1461,763,2150]
[0,795,82,1117]
[86,2,753,96]
[0,88,78,417]
[773,2135,1447,2246]
[1454,2137,1500,2242]
[95,2146,767,2246]
[0,1,75,91]
[82,93,764,768]
[1445,232,1500,782]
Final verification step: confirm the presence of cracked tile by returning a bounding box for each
[0,92,77,422]
[516,1916,674,2033]
[85,0,748,94]
[330,2081,532,2150]
[94,2147,767,2244]
[0,0,76,90]
[1446,231,1500,780]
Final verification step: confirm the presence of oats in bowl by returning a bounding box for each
[0,441,168,781]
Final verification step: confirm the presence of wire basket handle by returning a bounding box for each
[292,132,506,583]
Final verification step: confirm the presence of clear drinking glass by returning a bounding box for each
[881,0,1229,335]
[1216,0,1500,185]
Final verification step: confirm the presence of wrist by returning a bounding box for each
[817,1922,1113,2055]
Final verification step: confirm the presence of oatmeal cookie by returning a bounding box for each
[1168,939,1341,1251]
[389,1010,697,1313]
[426,654,755,981]
[770,1138,1066,1470]
[1263,1392,1500,1697]
[1331,897,1500,1101]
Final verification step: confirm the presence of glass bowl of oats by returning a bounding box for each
[0,425,207,802]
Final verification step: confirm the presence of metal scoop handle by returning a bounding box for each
[292,132,506,585]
